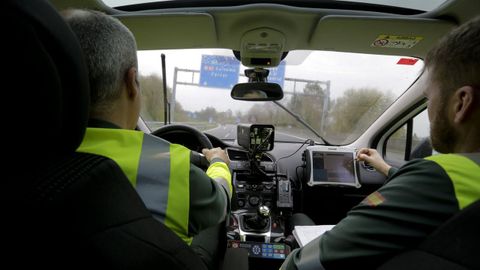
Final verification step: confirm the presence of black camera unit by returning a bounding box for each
[237,124,274,153]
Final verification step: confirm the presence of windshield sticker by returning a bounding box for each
[371,35,423,49]
[397,58,419,65]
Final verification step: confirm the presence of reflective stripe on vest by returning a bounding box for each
[77,128,192,244]
[207,161,232,198]
[426,154,480,209]
[166,144,191,244]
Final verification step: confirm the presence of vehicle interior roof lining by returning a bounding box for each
[311,16,456,58]
[116,11,456,56]
[49,0,479,57]
[119,13,217,49]
[50,0,478,23]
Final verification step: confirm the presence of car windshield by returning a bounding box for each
[138,49,423,145]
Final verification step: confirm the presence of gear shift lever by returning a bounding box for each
[244,205,271,232]
[257,205,271,221]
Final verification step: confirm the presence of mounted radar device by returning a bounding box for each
[237,124,274,152]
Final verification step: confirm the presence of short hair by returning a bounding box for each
[63,9,138,113]
[425,16,480,95]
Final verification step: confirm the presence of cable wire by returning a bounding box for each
[274,139,313,172]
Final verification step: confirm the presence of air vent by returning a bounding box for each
[227,148,273,162]
[227,149,249,161]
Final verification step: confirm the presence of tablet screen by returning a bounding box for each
[312,151,356,184]
[306,146,360,187]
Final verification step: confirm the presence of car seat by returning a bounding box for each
[1,0,233,269]
[378,199,480,270]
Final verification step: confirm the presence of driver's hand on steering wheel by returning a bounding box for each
[202,147,230,165]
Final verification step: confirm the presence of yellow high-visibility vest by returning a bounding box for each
[77,128,193,244]
[426,153,480,209]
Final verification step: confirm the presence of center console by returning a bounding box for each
[226,125,293,268]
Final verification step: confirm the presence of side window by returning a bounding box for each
[385,110,431,164]
[411,110,431,158]
[385,125,406,162]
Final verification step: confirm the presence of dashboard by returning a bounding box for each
[155,126,387,212]
[152,124,388,266]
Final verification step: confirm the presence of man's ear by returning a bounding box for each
[125,67,139,100]
[453,86,475,124]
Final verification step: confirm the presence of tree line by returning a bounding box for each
[139,74,394,144]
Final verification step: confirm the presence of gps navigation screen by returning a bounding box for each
[312,151,355,184]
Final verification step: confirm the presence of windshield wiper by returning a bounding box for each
[273,101,331,145]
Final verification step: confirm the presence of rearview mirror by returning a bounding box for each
[231,82,283,101]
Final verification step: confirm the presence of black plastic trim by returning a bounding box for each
[116,0,424,15]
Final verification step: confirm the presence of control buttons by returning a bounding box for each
[245,184,268,191]
[227,240,289,260]
[252,245,261,255]
[281,182,289,192]
[248,196,260,206]
[261,243,286,259]
[237,199,245,207]
[264,183,273,190]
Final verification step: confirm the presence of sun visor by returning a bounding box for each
[117,13,217,50]
[310,15,456,58]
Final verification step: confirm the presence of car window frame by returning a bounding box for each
[373,100,428,168]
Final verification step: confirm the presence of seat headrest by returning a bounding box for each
[4,0,90,160]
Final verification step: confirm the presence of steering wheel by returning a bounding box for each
[151,124,213,169]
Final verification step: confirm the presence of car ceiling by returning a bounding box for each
[51,0,478,59]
